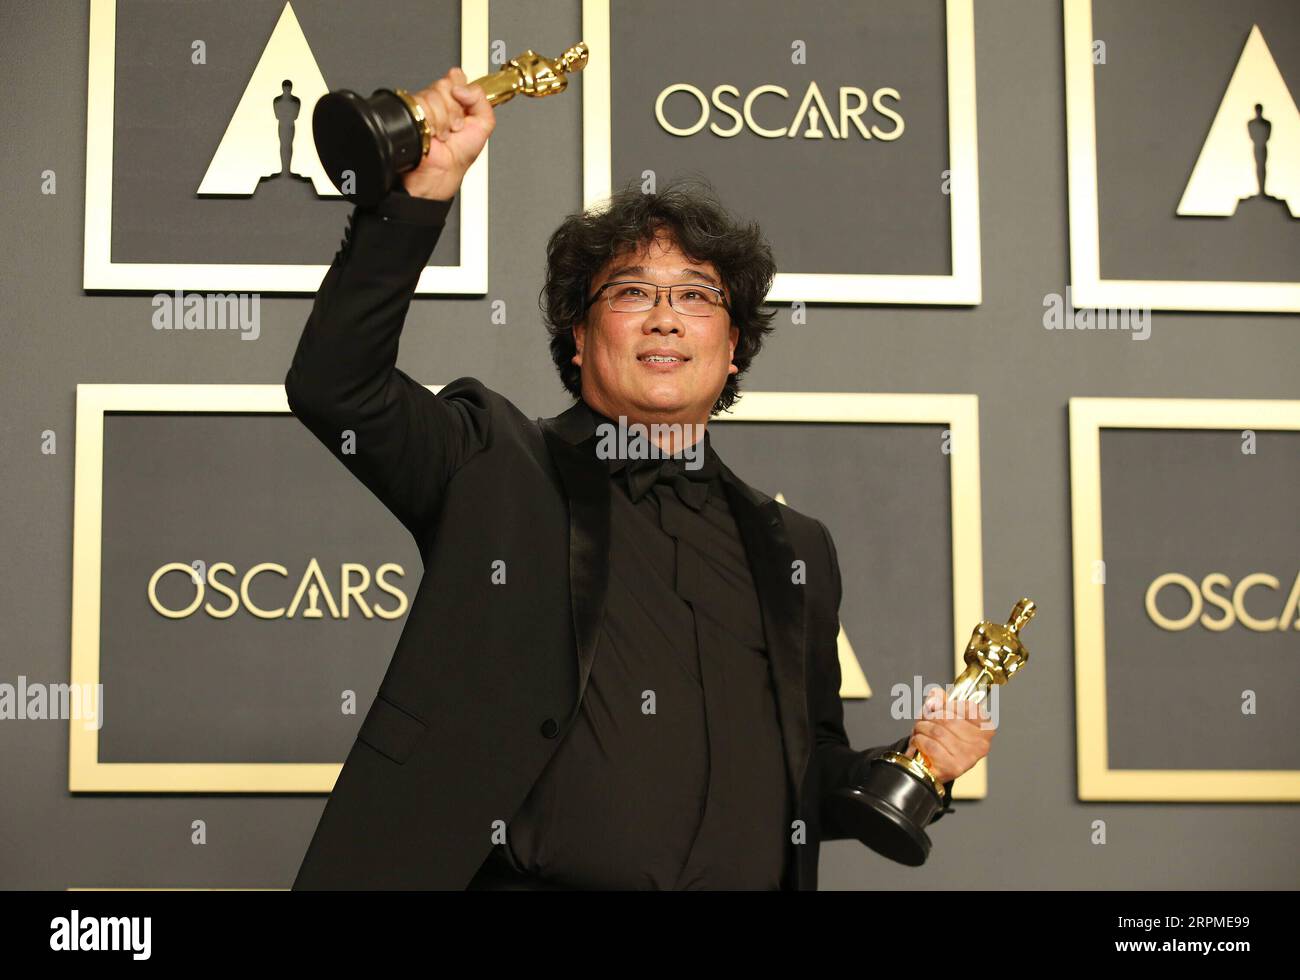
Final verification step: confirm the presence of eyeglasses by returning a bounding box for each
[584,280,730,317]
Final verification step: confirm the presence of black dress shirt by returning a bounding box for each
[467,400,790,889]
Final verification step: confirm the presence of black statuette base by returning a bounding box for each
[826,756,945,867]
[313,88,425,206]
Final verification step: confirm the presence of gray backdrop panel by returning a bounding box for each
[110,0,462,268]
[612,0,952,276]
[98,413,417,763]
[1099,428,1298,771]
[1094,0,1300,283]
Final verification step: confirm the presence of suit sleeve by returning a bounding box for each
[284,187,491,541]
[812,519,954,841]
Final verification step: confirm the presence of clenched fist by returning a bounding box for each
[903,688,995,785]
[400,66,496,202]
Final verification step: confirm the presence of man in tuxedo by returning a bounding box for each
[286,67,994,890]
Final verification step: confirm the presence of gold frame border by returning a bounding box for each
[581,0,983,306]
[1063,0,1300,313]
[72,385,985,798]
[70,384,336,792]
[83,0,490,294]
[1069,396,1300,801]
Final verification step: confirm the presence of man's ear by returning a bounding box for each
[572,321,585,366]
[728,325,740,374]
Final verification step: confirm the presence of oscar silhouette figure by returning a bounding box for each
[1248,103,1273,200]
[258,79,311,191]
[1234,101,1291,219]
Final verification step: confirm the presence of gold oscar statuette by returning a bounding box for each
[827,598,1036,865]
[313,43,589,205]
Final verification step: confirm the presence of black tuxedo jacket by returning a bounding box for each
[285,193,949,890]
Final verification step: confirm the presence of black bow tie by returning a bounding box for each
[616,454,717,511]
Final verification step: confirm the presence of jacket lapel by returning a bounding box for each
[540,402,612,730]
[538,403,811,816]
[713,457,812,817]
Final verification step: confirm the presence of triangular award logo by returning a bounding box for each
[1177,24,1299,218]
[197,1,340,197]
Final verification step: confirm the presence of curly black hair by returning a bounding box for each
[539,174,777,416]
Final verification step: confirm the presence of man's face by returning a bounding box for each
[572,231,739,425]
